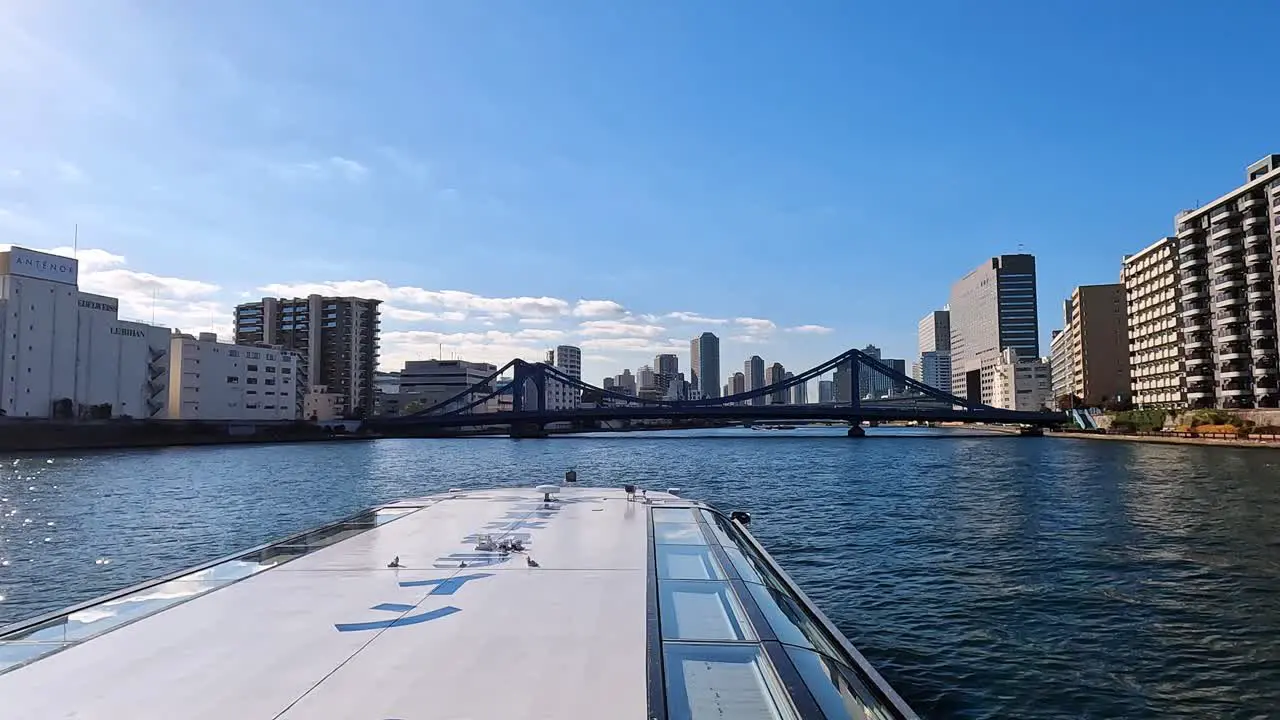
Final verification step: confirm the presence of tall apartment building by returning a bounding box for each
[765,362,786,404]
[690,332,720,399]
[789,374,808,404]
[1049,329,1073,404]
[0,247,170,419]
[744,355,765,405]
[1063,284,1131,406]
[817,379,835,404]
[168,333,300,420]
[728,371,746,398]
[543,345,582,410]
[234,295,380,417]
[916,309,952,393]
[1123,237,1184,408]
[949,254,1039,404]
[1175,154,1280,409]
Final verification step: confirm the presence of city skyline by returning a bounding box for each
[3,4,1280,386]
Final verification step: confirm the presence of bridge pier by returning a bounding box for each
[847,421,865,438]
[510,423,549,439]
[1018,426,1044,437]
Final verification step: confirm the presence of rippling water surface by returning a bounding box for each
[2,428,1279,718]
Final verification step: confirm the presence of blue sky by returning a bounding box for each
[1,1,1278,386]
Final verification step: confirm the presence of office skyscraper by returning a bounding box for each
[917,309,953,393]
[948,254,1039,404]
[689,332,721,399]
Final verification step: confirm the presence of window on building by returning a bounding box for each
[247,364,258,371]
[227,376,239,383]
[265,379,275,386]
[247,377,258,385]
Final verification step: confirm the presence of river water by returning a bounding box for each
[0,428,1278,719]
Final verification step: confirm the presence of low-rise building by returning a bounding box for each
[400,359,497,414]
[990,348,1052,411]
[0,246,170,419]
[305,386,345,421]
[167,333,300,420]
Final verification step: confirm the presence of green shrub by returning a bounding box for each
[1109,409,1169,432]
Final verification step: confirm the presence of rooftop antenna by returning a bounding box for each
[151,289,157,325]
[72,224,79,258]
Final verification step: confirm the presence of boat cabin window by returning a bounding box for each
[663,642,799,720]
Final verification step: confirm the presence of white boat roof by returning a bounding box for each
[0,485,917,720]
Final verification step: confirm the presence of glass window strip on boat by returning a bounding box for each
[0,503,423,674]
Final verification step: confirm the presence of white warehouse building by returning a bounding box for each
[168,333,301,421]
[0,246,170,419]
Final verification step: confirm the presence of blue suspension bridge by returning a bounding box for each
[369,347,1066,437]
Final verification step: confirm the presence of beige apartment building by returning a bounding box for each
[1053,284,1131,407]
[1122,237,1184,408]
[1175,154,1280,409]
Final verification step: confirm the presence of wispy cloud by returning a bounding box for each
[666,311,729,325]
[578,319,665,338]
[260,280,572,319]
[573,299,626,318]
[54,161,88,184]
[374,146,429,183]
[786,324,834,334]
[269,156,370,184]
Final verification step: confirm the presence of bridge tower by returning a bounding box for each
[847,358,864,437]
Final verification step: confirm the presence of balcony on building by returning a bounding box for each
[1177,219,1204,238]
[1218,323,1249,343]
[1186,362,1215,382]
[1184,331,1214,349]
[1247,265,1274,285]
[1255,318,1278,337]
[1209,221,1240,242]
[1213,273,1246,292]
[1220,358,1252,377]
[1218,342,1251,361]
[1210,235,1242,257]
[1213,255,1244,273]
[1180,301,1211,317]
[1240,191,1266,209]
[1210,203,1240,222]
[1180,254,1208,271]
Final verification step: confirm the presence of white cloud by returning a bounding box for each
[518,317,555,326]
[786,324,833,335]
[328,156,368,182]
[666,311,729,325]
[573,299,626,318]
[269,156,370,183]
[381,305,467,323]
[578,319,665,338]
[734,317,777,332]
[379,329,558,370]
[54,161,87,184]
[579,337,686,353]
[258,280,572,319]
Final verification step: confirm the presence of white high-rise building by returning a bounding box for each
[0,246,170,419]
[168,333,301,420]
[545,344,582,410]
